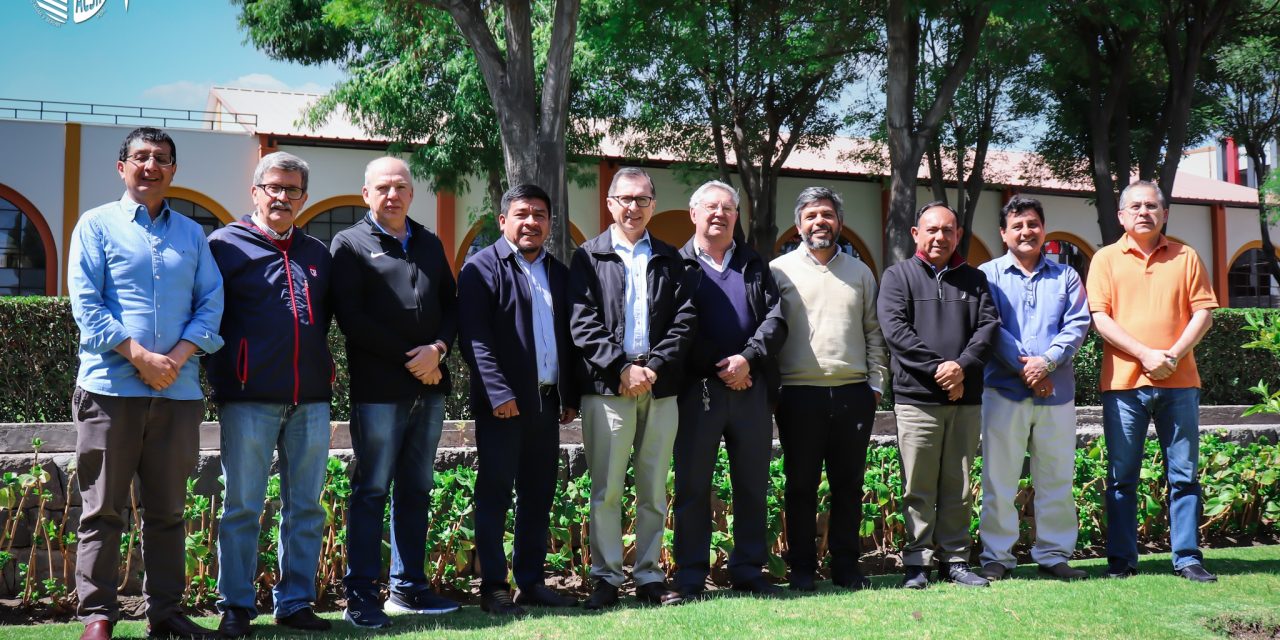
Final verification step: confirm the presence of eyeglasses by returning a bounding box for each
[126,153,175,167]
[257,184,306,201]
[609,195,654,208]
[1125,202,1162,213]
[700,203,738,214]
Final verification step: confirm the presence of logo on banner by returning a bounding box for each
[32,0,129,26]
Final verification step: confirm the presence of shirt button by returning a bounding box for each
[155,275,160,280]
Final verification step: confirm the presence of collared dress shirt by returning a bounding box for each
[369,210,412,251]
[979,251,1090,405]
[68,195,224,400]
[611,225,652,358]
[695,241,735,273]
[504,238,559,386]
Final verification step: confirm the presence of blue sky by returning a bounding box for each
[0,1,343,111]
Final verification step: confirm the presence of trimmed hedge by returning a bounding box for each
[0,297,1275,423]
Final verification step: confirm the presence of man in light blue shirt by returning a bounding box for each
[977,195,1090,582]
[68,127,223,640]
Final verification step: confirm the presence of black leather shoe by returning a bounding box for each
[217,608,253,638]
[832,572,872,591]
[941,562,990,587]
[902,565,929,590]
[481,588,527,616]
[147,613,217,639]
[980,562,1009,581]
[789,572,816,592]
[515,583,578,607]
[678,584,710,601]
[732,576,783,596]
[1039,562,1088,581]
[276,607,331,631]
[1105,561,1137,579]
[635,581,684,606]
[583,580,620,611]
[1174,564,1218,583]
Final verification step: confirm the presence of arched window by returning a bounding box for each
[303,205,365,247]
[167,198,224,236]
[1044,237,1091,282]
[0,195,48,296]
[1228,248,1280,308]
[774,226,877,275]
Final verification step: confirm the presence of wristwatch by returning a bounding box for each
[1042,355,1057,373]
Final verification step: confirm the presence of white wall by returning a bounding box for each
[278,145,437,230]
[0,119,67,268]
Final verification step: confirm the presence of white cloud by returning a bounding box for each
[140,74,328,111]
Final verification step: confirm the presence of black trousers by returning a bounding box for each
[473,388,561,590]
[776,383,876,578]
[673,378,773,588]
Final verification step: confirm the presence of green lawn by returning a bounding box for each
[5,546,1278,640]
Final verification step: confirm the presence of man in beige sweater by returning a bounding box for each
[769,186,887,591]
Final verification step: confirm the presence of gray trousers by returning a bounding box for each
[73,387,203,624]
[895,403,982,567]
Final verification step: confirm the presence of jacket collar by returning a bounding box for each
[914,249,966,272]
[584,228,678,261]
[679,236,754,267]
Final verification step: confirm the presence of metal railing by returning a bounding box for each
[0,98,257,131]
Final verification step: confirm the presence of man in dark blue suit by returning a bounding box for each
[459,184,581,616]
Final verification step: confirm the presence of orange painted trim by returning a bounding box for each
[774,226,878,278]
[61,123,81,296]
[1044,231,1097,259]
[258,134,278,159]
[0,183,58,295]
[454,219,586,275]
[965,234,994,267]
[437,190,457,271]
[168,186,235,224]
[599,160,618,233]
[1228,240,1280,270]
[296,195,366,227]
[1210,203,1228,307]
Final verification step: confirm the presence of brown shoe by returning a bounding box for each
[80,620,113,640]
[147,613,217,639]
[635,581,684,606]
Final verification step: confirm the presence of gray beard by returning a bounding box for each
[802,232,834,250]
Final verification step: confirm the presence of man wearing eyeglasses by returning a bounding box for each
[68,127,223,640]
[1086,180,1219,583]
[205,152,333,637]
[570,167,696,609]
[673,180,786,599]
[976,196,1090,583]
[330,157,460,628]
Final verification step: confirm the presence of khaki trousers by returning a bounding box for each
[895,403,982,567]
[73,387,203,624]
[581,393,678,586]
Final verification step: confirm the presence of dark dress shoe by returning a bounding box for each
[902,565,930,590]
[147,613,217,639]
[515,583,578,607]
[980,562,1009,581]
[217,608,254,638]
[1105,560,1137,579]
[635,581,684,606]
[481,588,528,616]
[80,620,113,640]
[678,585,710,601]
[789,572,817,592]
[276,607,331,631]
[1039,562,1088,581]
[941,562,990,587]
[732,577,783,596]
[1175,564,1218,583]
[584,580,620,610]
[832,572,872,591]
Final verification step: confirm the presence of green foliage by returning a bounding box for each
[0,296,472,423]
[1241,308,1280,416]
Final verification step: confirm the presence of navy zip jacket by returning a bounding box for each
[206,216,333,404]
[329,214,457,402]
[568,230,696,398]
[877,254,1000,405]
[458,239,580,414]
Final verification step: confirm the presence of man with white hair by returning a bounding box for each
[769,187,887,591]
[207,151,333,637]
[330,157,460,628]
[672,180,787,599]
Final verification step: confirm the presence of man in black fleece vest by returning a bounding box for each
[877,202,999,590]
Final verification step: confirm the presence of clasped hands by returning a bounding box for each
[1138,347,1179,381]
[1018,355,1055,399]
[405,344,444,385]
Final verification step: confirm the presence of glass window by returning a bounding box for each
[168,198,224,236]
[0,196,46,296]
[303,205,365,247]
[1044,238,1090,282]
[1228,248,1280,308]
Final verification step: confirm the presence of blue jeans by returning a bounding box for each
[1102,387,1204,570]
[343,392,445,596]
[217,402,330,617]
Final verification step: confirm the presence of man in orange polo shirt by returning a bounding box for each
[1086,180,1219,583]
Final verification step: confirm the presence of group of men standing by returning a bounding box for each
[67,127,1220,640]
